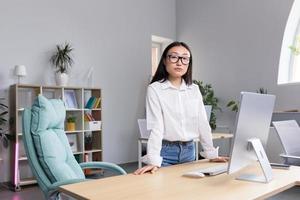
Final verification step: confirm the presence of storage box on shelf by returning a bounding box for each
[84,121,102,131]
[10,84,102,191]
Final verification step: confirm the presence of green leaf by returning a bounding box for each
[193,80,221,130]
[50,42,74,73]
[0,103,8,109]
[0,118,7,122]
[233,105,239,112]
[226,101,235,107]
[0,111,8,116]
[226,100,239,112]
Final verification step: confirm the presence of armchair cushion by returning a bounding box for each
[31,95,85,183]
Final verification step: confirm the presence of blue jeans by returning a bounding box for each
[160,140,195,167]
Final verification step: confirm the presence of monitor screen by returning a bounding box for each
[227,92,276,174]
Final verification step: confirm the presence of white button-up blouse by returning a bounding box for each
[142,80,219,167]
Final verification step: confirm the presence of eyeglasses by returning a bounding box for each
[167,55,190,65]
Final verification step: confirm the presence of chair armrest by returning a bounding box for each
[79,162,127,175]
[280,154,300,160]
[48,178,85,190]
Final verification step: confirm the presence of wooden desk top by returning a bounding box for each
[212,132,233,139]
[59,160,300,200]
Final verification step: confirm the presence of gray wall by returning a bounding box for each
[176,0,296,129]
[1,0,296,183]
[0,0,176,182]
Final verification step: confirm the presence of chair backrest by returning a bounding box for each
[272,120,300,155]
[137,119,151,138]
[22,109,52,197]
[22,95,85,198]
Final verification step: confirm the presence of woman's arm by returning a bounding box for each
[135,86,164,174]
[146,86,164,166]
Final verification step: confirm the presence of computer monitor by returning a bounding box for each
[227,92,276,183]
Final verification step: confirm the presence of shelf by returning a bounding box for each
[73,151,84,155]
[65,130,83,134]
[66,108,102,111]
[66,108,83,111]
[19,178,37,186]
[84,149,102,153]
[15,84,41,88]
[11,84,102,190]
[83,129,101,132]
[19,156,28,161]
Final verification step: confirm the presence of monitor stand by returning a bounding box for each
[236,138,273,183]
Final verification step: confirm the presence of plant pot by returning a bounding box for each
[56,72,69,86]
[67,122,76,131]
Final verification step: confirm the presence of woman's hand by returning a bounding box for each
[134,165,159,175]
[210,156,229,162]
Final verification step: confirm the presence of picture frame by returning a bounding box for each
[67,134,78,152]
[64,90,78,109]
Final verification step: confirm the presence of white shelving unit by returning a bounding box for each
[10,84,102,191]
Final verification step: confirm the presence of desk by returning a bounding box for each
[211,133,233,140]
[138,133,233,168]
[59,160,300,200]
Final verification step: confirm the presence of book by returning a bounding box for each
[85,97,96,109]
[85,113,90,121]
[84,153,92,175]
[93,98,101,108]
[84,113,95,121]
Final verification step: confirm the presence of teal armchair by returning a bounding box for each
[22,95,126,200]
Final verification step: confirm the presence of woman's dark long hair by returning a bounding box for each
[150,41,193,85]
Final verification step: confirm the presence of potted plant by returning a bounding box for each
[66,116,76,131]
[193,80,221,130]
[256,87,268,94]
[50,42,74,86]
[84,133,93,150]
[0,99,9,148]
[227,87,268,112]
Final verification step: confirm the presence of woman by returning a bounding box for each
[134,42,227,175]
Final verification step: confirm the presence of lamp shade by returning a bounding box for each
[14,65,27,77]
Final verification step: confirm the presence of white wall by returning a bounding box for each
[0,0,176,182]
[176,0,296,129]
